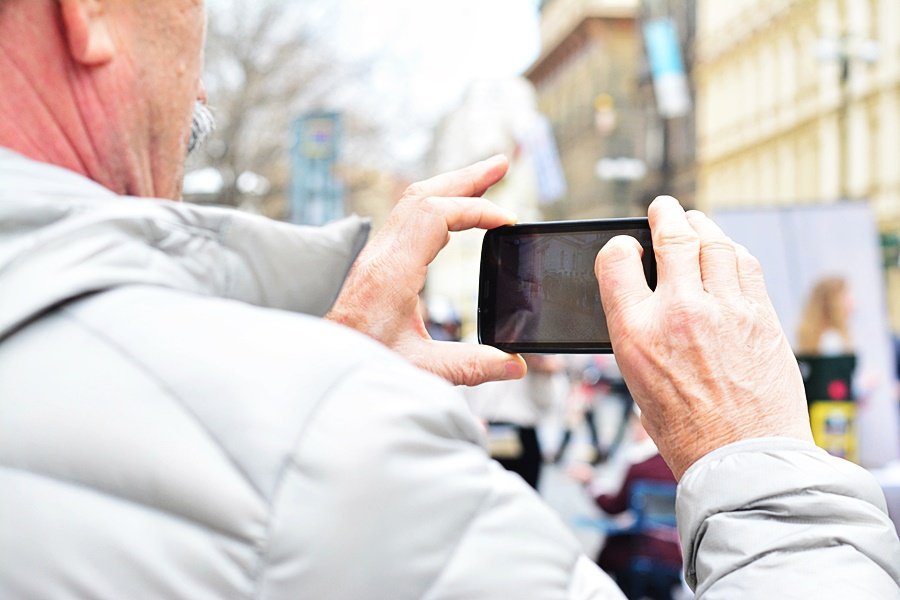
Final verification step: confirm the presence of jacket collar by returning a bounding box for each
[0,148,370,340]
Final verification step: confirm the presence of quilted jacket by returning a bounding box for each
[1,148,897,599]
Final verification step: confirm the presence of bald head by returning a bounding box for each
[0,0,207,199]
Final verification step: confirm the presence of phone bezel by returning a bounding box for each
[477,218,655,354]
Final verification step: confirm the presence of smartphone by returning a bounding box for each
[477,218,656,353]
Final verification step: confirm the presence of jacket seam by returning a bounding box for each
[59,307,267,506]
[250,357,369,600]
[418,469,496,600]
[0,463,254,546]
[252,361,493,600]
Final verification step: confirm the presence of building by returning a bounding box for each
[528,0,697,219]
[527,0,647,219]
[694,0,900,328]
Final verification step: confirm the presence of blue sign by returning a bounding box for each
[644,19,685,78]
[290,112,344,225]
[643,19,691,118]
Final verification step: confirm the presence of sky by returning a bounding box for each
[334,0,542,167]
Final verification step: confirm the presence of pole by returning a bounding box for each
[838,48,850,201]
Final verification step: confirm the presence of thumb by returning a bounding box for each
[409,340,527,387]
[595,235,653,324]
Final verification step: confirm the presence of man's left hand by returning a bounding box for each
[327,155,527,386]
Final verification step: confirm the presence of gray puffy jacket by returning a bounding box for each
[1,148,898,599]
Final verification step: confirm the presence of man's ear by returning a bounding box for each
[59,0,115,66]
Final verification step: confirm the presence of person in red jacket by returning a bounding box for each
[573,409,682,599]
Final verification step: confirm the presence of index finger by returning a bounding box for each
[404,155,509,199]
[648,196,702,294]
[424,196,517,232]
[391,197,516,272]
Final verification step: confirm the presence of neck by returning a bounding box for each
[0,3,153,197]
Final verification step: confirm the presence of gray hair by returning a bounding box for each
[187,101,215,156]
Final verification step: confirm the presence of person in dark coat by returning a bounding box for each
[584,411,682,600]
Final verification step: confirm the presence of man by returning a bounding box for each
[0,2,897,599]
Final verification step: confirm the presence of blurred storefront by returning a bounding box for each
[527,0,698,220]
[694,0,900,330]
[635,0,697,209]
[527,0,646,220]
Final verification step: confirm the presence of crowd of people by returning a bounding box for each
[461,348,682,598]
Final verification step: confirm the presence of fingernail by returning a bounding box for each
[501,208,518,223]
[654,195,681,207]
[485,154,506,166]
[504,360,525,379]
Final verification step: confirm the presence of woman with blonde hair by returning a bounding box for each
[797,276,853,356]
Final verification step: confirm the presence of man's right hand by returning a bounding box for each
[595,196,814,480]
[327,156,526,387]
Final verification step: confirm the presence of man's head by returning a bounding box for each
[0,0,208,199]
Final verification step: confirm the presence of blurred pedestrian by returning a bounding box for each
[588,410,681,600]
[554,355,632,464]
[797,276,854,356]
[465,354,563,489]
[552,356,603,464]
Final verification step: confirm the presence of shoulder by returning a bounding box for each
[257,360,594,599]
[67,284,394,388]
[60,285,446,499]
[6,285,605,598]
[0,284,487,598]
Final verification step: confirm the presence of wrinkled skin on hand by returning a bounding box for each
[327,155,527,387]
[595,197,814,480]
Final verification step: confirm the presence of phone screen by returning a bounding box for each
[478,219,656,353]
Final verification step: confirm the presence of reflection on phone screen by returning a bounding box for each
[493,230,652,344]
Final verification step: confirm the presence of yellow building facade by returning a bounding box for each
[695,0,900,327]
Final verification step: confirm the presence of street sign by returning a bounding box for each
[643,19,691,119]
[290,112,344,225]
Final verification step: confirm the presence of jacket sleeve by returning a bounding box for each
[676,437,900,599]
[256,356,626,600]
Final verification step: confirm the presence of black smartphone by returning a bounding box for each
[477,218,656,353]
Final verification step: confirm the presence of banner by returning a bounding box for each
[643,19,691,119]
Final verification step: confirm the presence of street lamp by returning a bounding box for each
[594,93,618,136]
